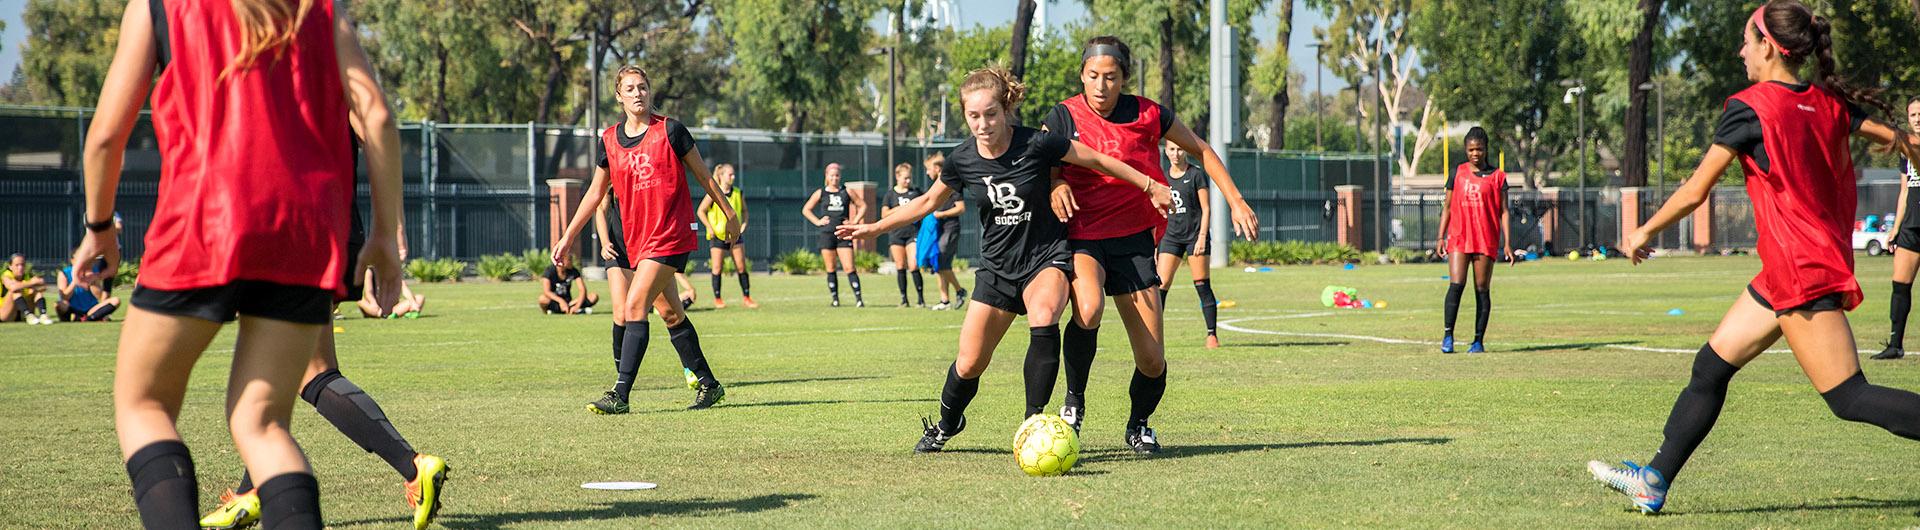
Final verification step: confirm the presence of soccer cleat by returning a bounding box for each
[679,296,695,310]
[588,391,629,415]
[713,298,726,309]
[198,489,260,529]
[1126,424,1162,455]
[831,298,840,308]
[405,453,450,530]
[683,368,700,390]
[855,297,866,308]
[914,416,965,453]
[1441,335,1456,354]
[899,299,911,308]
[583,307,594,315]
[929,301,950,311]
[688,382,726,409]
[1205,335,1221,349]
[742,296,760,309]
[1871,345,1905,360]
[1587,460,1668,514]
[1059,404,1084,435]
[1467,341,1485,354]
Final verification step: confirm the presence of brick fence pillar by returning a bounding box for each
[1335,185,1363,249]
[1691,195,1715,254]
[546,178,585,262]
[1538,187,1561,253]
[1619,187,1645,244]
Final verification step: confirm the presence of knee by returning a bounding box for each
[656,306,686,328]
[1136,355,1167,377]
[1071,301,1105,328]
[1820,371,1870,421]
[954,357,988,379]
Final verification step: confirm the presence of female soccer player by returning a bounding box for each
[1434,127,1511,354]
[883,163,928,307]
[1873,96,1920,360]
[838,66,1169,453]
[554,65,740,415]
[804,163,865,306]
[74,1,406,527]
[1044,36,1260,453]
[1588,1,1920,514]
[922,153,969,309]
[697,163,756,308]
[1153,142,1220,349]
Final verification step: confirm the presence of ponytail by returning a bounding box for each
[960,66,1028,114]
[223,0,318,81]
[1758,0,1892,116]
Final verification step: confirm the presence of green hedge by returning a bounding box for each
[1229,241,1361,266]
[406,258,467,282]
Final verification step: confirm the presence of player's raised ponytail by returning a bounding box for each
[961,66,1028,114]
[223,0,318,80]
[1758,0,1892,116]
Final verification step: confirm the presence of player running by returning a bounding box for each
[554,64,739,415]
[804,163,865,307]
[77,1,407,527]
[1873,96,1920,360]
[1587,1,1920,514]
[1153,142,1221,349]
[921,153,969,309]
[883,163,928,307]
[837,66,1170,453]
[1435,127,1512,354]
[1045,36,1260,453]
[697,163,756,308]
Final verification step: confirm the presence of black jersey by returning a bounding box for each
[1163,165,1208,244]
[1902,158,1920,229]
[941,127,1074,277]
[545,265,581,300]
[816,187,853,232]
[883,186,925,240]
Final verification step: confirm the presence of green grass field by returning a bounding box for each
[7,255,1920,528]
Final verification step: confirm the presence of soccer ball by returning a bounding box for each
[1013,414,1080,476]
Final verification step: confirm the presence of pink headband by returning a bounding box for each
[1750,5,1789,57]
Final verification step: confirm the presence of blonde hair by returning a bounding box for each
[959,66,1027,113]
[894,163,913,177]
[222,0,318,80]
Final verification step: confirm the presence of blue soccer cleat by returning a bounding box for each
[1587,460,1668,514]
[1440,335,1456,354]
[1467,341,1485,354]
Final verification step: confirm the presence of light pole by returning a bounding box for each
[1638,80,1666,248]
[1310,43,1325,151]
[1561,79,1587,250]
[1373,48,1385,251]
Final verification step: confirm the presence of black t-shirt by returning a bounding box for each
[544,266,580,300]
[596,119,697,169]
[1903,158,1920,227]
[1041,95,1175,144]
[1711,81,1867,174]
[941,127,1073,276]
[1164,165,1209,244]
[815,188,853,232]
[883,186,924,239]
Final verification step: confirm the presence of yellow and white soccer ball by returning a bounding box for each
[1013,414,1080,476]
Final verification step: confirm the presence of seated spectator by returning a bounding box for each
[356,269,427,319]
[2,254,52,325]
[540,263,597,314]
[56,260,120,322]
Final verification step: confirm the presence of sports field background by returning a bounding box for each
[5,255,1920,528]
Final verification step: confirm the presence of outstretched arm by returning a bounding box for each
[838,181,956,240]
[1623,145,1736,264]
[1061,140,1172,215]
[73,0,158,286]
[1166,119,1260,240]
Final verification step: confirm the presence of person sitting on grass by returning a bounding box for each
[356,270,425,319]
[540,263,597,314]
[3,254,52,325]
[57,260,121,322]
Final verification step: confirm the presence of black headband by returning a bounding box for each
[1082,43,1127,63]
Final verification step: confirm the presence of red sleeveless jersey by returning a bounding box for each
[144,0,352,297]
[1057,95,1170,240]
[1445,164,1507,256]
[602,116,698,259]
[1729,83,1861,310]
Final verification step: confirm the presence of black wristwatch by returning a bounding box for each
[85,218,115,233]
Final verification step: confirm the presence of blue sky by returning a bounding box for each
[0,0,1347,94]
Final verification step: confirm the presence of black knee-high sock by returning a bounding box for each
[737,272,752,298]
[256,473,322,530]
[1023,325,1062,416]
[1443,283,1465,336]
[1892,281,1913,348]
[1195,279,1219,336]
[827,272,840,300]
[303,370,418,481]
[848,272,863,298]
[1473,288,1492,343]
[1822,370,1920,440]
[712,273,724,300]
[1127,368,1167,427]
[1158,287,1170,308]
[612,323,626,371]
[911,270,925,304]
[1648,344,1739,483]
[614,321,650,399]
[668,319,718,387]
[1062,323,1099,408]
[939,363,980,433]
[896,270,909,301]
[127,440,198,529]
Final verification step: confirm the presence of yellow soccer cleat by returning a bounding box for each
[405,453,450,530]
[199,489,260,530]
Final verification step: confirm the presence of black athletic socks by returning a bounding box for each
[1892,281,1913,349]
[256,472,323,530]
[1158,287,1170,308]
[1821,371,1920,440]
[1127,368,1167,427]
[896,270,909,302]
[127,440,198,530]
[712,273,724,300]
[849,272,863,299]
[668,319,718,387]
[1063,323,1099,397]
[1023,325,1062,416]
[939,363,980,433]
[911,270,925,305]
[1195,279,1219,335]
[612,323,626,370]
[737,272,752,298]
[827,272,840,301]
[1443,283,1465,336]
[615,321,651,399]
[1473,288,1492,343]
[303,370,418,481]
[1648,344,1739,482]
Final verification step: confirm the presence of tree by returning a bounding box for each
[1008,0,1038,125]
[1083,0,1262,143]
[1263,0,1296,150]
[1415,0,1583,189]
[17,0,121,107]
[948,23,1084,128]
[718,0,881,134]
[1314,0,1436,183]
[1621,0,1665,187]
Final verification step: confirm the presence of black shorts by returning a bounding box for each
[889,229,918,247]
[1894,224,1920,251]
[606,237,633,270]
[708,238,737,252]
[647,252,692,272]
[1747,284,1846,315]
[1157,232,1202,258]
[1070,229,1161,295]
[972,261,1074,316]
[545,293,597,314]
[937,222,960,269]
[132,280,335,325]
[818,231,852,251]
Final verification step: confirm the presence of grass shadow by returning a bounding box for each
[727,375,886,389]
[334,493,818,529]
[1223,341,1351,348]
[1502,341,1640,353]
[638,398,934,414]
[1076,437,1453,465]
[1687,496,1920,516]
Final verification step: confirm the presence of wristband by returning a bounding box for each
[85,218,114,233]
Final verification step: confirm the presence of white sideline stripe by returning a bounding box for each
[1216,316,1843,354]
